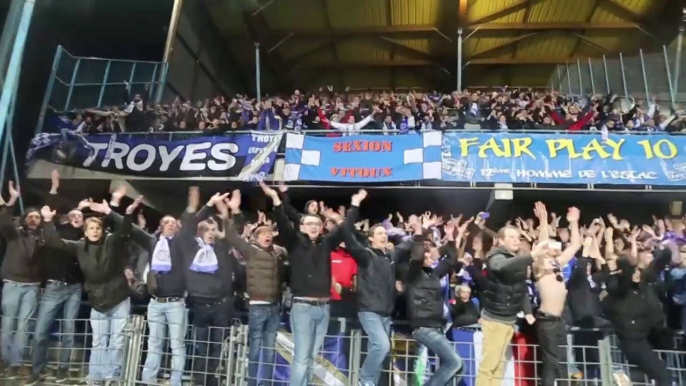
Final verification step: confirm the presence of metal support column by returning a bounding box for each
[0,0,24,87]
[157,0,184,102]
[556,65,562,91]
[457,28,463,91]
[565,62,572,94]
[63,59,81,111]
[619,52,628,96]
[255,43,261,103]
[35,46,63,135]
[588,58,595,95]
[0,0,35,144]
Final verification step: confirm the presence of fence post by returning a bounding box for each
[123,315,145,386]
[576,58,583,94]
[556,64,562,91]
[603,55,610,92]
[588,58,595,94]
[639,49,650,101]
[619,52,628,96]
[565,62,572,94]
[598,335,614,386]
[664,45,676,105]
[350,329,363,385]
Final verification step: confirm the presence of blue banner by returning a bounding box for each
[284,132,443,182]
[442,133,686,185]
[27,131,282,180]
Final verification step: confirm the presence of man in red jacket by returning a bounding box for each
[330,243,358,318]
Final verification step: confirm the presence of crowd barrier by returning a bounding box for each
[4,315,686,385]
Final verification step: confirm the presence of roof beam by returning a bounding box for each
[258,21,639,39]
[377,37,452,74]
[301,57,596,69]
[597,0,653,37]
[470,21,639,30]
[241,10,292,91]
[468,0,529,25]
[470,32,539,59]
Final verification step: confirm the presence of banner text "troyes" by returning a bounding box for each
[458,137,679,160]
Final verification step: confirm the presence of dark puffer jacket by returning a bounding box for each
[43,212,133,313]
[481,247,532,320]
[0,205,44,284]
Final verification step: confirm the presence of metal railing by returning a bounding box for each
[35,45,168,136]
[4,315,686,385]
[550,42,686,106]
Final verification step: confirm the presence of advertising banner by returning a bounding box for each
[442,133,686,185]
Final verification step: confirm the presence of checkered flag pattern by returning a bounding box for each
[283,131,442,181]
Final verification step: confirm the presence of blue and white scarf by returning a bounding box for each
[189,238,218,273]
[151,237,172,273]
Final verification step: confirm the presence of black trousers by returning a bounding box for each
[619,337,671,386]
[190,297,234,386]
[536,315,569,386]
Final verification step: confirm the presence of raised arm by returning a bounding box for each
[340,191,373,268]
[557,207,582,268]
[260,181,299,251]
[40,206,79,255]
[108,183,155,247]
[221,190,256,261]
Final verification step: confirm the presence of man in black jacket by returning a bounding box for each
[28,171,88,385]
[181,189,236,386]
[339,189,414,386]
[476,225,546,386]
[125,188,189,386]
[406,216,471,386]
[259,181,347,386]
[0,182,42,378]
[42,196,141,383]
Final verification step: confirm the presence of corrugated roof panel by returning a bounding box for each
[515,31,578,58]
[467,0,524,22]
[463,32,522,57]
[343,69,394,89]
[336,39,392,62]
[209,2,247,33]
[390,0,443,25]
[613,0,653,15]
[277,40,332,62]
[263,0,329,29]
[589,5,623,22]
[578,30,645,53]
[528,0,595,22]
[298,47,339,64]
[327,0,389,27]
[510,65,557,86]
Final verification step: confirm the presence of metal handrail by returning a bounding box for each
[58,129,686,137]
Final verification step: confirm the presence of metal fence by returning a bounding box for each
[549,42,686,107]
[36,45,168,136]
[5,315,686,385]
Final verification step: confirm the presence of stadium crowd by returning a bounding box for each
[0,169,684,386]
[58,84,686,135]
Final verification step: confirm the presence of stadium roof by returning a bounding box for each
[204,0,681,92]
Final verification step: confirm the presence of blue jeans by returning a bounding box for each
[31,282,82,375]
[247,303,281,386]
[412,327,463,386]
[358,311,392,386]
[88,297,130,380]
[1,282,40,367]
[288,302,330,386]
[141,299,187,386]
